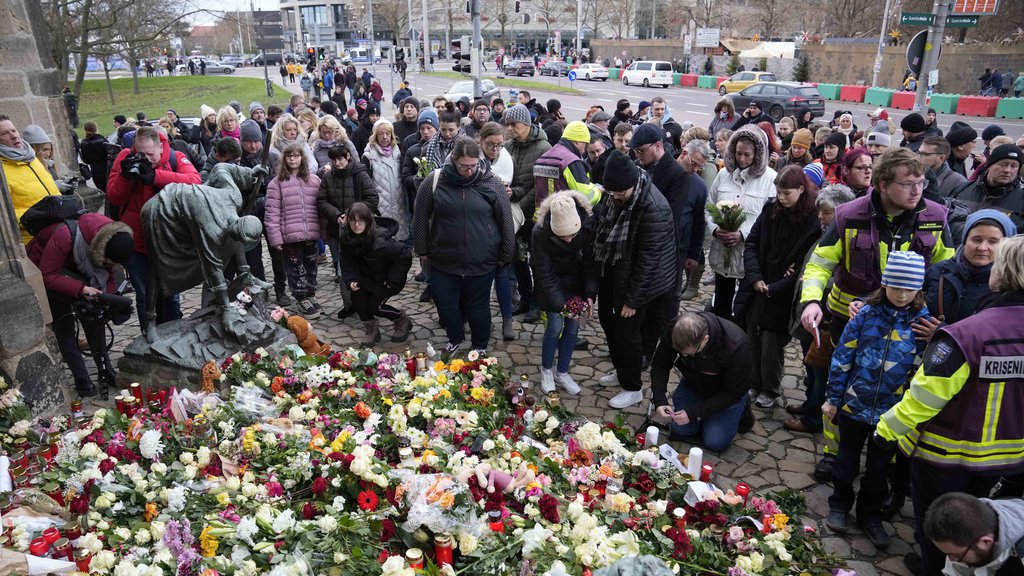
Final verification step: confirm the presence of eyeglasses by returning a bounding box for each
[635,144,654,155]
[483,141,503,150]
[892,180,926,190]
[951,539,979,563]
[849,164,873,173]
[918,151,941,157]
[455,162,478,173]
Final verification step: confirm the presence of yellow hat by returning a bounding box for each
[563,121,591,143]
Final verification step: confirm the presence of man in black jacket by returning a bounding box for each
[393,97,421,152]
[951,144,1024,229]
[651,311,752,451]
[594,150,677,409]
[731,100,774,131]
[630,123,694,362]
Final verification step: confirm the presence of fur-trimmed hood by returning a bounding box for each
[724,124,769,177]
[536,189,593,224]
[89,220,132,267]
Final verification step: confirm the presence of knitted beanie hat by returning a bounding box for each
[548,193,582,236]
[881,251,925,290]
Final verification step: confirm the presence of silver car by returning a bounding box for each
[176,60,236,74]
[443,80,501,104]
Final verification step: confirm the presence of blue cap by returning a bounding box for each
[417,108,439,129]
[803,162,825,187]
[882,251,926,290]
[964,208,1017,243]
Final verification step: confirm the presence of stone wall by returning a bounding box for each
[801,43,1024,96]
[0,0,76,172]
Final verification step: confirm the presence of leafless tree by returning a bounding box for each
[824,0,884,38]
[752,0,783,38]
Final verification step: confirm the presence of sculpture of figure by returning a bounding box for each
[141,163,270,342]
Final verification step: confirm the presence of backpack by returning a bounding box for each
[20,195,85,237]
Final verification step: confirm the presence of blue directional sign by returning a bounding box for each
[567,70,577,82]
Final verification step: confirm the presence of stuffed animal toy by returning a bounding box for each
[200,360,221,393]
[232,291,253,316]
[285,316,332,356]
[502,379,536,408]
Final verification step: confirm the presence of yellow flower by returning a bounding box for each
[216,492,231,507]
[449,359,465,373]
[436,374,448,385]
[329,430,351,453]
[433,361,446,373]
[470,387,494,403]
[144,502,158,522]
[773,513,789,529]
[199,526,219,557]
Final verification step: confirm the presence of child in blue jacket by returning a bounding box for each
[822,251,929,548]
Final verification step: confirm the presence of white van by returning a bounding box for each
[621,60,673,88]
[345,47,381,64]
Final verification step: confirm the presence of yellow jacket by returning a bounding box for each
[1,155,60,244]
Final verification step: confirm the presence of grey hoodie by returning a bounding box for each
[943,499,1024,576]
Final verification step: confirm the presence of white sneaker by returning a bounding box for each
[540,368,556,393]
[598,372,620,387]
[554,372,581,395]
[609,390,644,409]
[754,392,779,408]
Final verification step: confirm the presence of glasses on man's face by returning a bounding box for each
[635,144,653,155]
[892,180,926,190]
[918,151,941,157]
[951,539,978,563]
[483,141,503,151]
[456,162,478,174]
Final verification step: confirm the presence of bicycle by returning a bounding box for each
[65,292,133,400]
[266,78,275,98]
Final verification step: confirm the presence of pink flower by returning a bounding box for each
[266,481,284,498]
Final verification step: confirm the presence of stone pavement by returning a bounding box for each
[79,255,915,576]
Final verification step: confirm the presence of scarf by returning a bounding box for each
[221,126,241,140]
[0,141,35,163]
[378,145,393,157]
[72,229,108,290]
[593,181,642,267]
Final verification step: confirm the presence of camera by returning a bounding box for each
[124,152,150,177]
[75,293,134,326]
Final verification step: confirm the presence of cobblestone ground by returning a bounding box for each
[77,254,914,576]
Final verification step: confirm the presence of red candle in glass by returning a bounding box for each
[406,356,416,377]
[434,533,454,566]
[488,510,504,532]
[74,549,91,571]
[41,527,61,545]
[114,396,126,415]
[64,521,81,542]
[635,432,646,447]
[129,382,143,402]
[735,482,750,506]
[28,537,49,557]
[52,537,72,560]
[700,463,713,482]
[146,388,161,403]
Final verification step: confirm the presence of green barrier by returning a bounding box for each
[817,83,842,100]
[697,75,717,89]
[996,97,1024,119]
[672,73,681,85]
[608,68,621,80]
[864,87,895,107]
[929,93,960,114]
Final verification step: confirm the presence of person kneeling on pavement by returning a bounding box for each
[924,492,1024,576]
[650,312,753,452]
[27,213,134,397]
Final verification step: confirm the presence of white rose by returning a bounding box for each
[143,566,163,576]
[288,406,305,421]
[134,528,151,544]
[179,452,195,466]
[534,410,548,423]
[113,527,131,540]
[226,476,241,491]
[150,462,167,475]
[457,531,479,555]
[78,532,103,554]
[196,446,211,467]
[317,515,338,533]
[79,442,100,460]
[150,521,167,541]
[94,492,115,509]
[91,550,116,573]
[182,464,198,480]
[482,440,495,452]
[242,483,259,498]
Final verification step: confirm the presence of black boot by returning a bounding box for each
[881,490,907,519]
[74,376,97,398]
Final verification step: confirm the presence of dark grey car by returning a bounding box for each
[503,60,536,76]
[539,61,570,76]
[725,82,825,122]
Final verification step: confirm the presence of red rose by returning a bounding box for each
[302,502,319,519]
[380,519,395,542]
[70,494,89,515]
[99,458,116,475]
[357,490,379,511]
[538,494,560,524]
[312,477,328,496]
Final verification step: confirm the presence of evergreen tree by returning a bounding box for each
[726,52,740,75]
[793,56,810,82]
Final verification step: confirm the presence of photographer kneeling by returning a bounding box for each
[27,213,134,397]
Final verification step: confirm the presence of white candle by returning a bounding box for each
[688,447,703,479]
[645,426,659,448]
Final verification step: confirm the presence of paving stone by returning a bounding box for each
[786,448,819,463]
[778,459,816,474]
[790,437,817,452]
[877,557,913,576]
[779,471,816,490]
[847,560,881,576]
[766,442,787,460]
[823,537,851,556]
[850,536,878,556]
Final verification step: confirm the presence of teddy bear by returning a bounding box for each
[502,379,536,408]
[232,291,253,316]
[458,461,537,494]
[285,316,332,356]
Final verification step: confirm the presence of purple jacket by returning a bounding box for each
[266,173,322,247]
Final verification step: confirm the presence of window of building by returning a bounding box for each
[301,5,328,26]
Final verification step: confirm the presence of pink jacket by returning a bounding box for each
[266,173,323,247]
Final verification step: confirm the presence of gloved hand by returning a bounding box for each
[873,432,896,450]
[136,161,156,185]
[253,165,270,179]
[120,155,139,176]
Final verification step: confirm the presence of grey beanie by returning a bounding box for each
[240,119,263,143]
[249,101,265,116]
[503,104,532,126]
[21,124,51,145]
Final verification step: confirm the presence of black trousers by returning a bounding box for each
[598,277,659,392]
[713,274,736,319]
[48,293,111,382]
[351,290,401,322]
[911,459,1002,576]
[828,413,895,524]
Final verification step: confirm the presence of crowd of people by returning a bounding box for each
[5,68,1024,576]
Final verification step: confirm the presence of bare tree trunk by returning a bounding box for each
[103,58,115,105]
[72,0,95,97]
[129,50,141,94]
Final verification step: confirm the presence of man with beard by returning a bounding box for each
[951,145,1024,229]
[463,99,491,139]
[393,97,421,151]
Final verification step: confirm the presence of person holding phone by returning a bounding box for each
[650,311,753,452]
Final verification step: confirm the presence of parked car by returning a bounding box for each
[503,60,536,77]
[176,60,235,74]
[539,61,571,76]
[576,63,608,81]
[621,60,673,88]
[725,82,825,121]
[444,80,501,104]
[718,71,777,95]
[252,53,284,66]
[221,56,245,67]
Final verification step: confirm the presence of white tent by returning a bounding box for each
[739,42,795,59]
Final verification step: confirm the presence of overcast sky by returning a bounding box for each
[186,0,279,25]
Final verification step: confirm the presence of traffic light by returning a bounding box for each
[318,47,325,60]
[515,0,520,12]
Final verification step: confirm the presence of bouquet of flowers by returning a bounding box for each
[413,156,435,180]
[561,296,591,322]
[706,200,746,268]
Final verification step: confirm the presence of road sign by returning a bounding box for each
[952,0,999,15]
[684,34,692,53]
[567,70,577,82]
[621,50,627,56]
[498,48,505,56]
[929,69,939,87]
[901,12,934,25]
[906,30,940,77]
[945,15,980,26]
[696,28,720,48]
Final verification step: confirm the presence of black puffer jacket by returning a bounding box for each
[737,199,822,332]
[595,171,677,309]
[338,217,412,296]
[413,160,515,276]
[951,172,1024,229]
[316,162,380,239]
[531,191,598,312]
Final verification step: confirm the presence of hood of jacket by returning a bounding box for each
[724,124,769,177]
[88,220,133,268]
[535,189,593,224]
[944,499,1024,576]
[330,158,369,180]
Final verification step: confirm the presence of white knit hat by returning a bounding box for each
[548,193,581,237]
[200,104,216,119]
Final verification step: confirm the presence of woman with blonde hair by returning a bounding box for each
[268,115,317,174]
[296,108,320,140]
[362,120,408,242]
[310,115,359,174]
[215,105,240,141]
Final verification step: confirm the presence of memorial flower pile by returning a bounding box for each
[4,350,848,576]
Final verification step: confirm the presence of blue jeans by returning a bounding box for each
[430,267,496,350]
[541,312,579,373]
[494,264,514,317]
[671,383,747,452]
[799,365,828,431]
[125,251,181,334]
